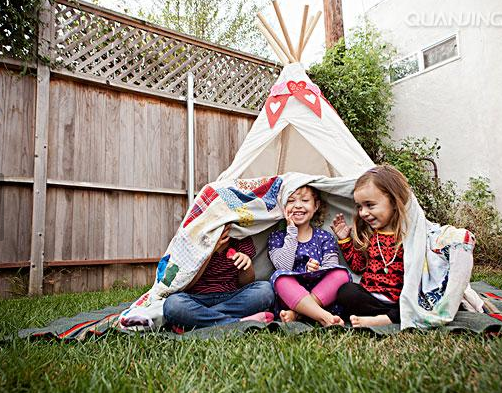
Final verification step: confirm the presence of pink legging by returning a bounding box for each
[274,270,350,309]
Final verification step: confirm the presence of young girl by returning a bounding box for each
[268,185,350,326]
[331,164,410,328]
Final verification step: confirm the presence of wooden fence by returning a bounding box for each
[0,0,281,297]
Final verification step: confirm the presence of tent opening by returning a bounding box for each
[241,124,338,178]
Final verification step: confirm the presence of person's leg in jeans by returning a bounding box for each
[336,282,400,327]
[163,281,275,330]
[163,292,236,330]
[211,281,275,319]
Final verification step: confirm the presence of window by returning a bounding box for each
[423,36,458,69]
[389,34,459,83]
[390,54,419,83]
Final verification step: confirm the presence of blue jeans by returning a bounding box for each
[163,281,275,329]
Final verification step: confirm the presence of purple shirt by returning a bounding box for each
[268,226,339,272]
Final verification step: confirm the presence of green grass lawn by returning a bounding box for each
[1,267,501,393]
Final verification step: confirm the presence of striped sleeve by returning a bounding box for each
[268,226,298,270]
[320,231,339,269]
[236,237,256,259]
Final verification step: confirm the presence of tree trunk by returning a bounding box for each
[323,0,344,49]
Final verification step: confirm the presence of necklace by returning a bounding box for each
[376,232,398,274]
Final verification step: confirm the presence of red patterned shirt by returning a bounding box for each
[338,232,404,302]
[187,237,256,294]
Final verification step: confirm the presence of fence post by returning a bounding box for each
[0,173,3,242]
[29,0,53,295]
[187,72,195,206]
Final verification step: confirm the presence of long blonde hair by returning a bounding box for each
[352,165,411,250]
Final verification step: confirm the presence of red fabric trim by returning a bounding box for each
[252,176,277,198]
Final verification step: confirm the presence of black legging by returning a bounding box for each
[337,282,400,323]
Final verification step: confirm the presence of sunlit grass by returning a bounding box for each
[0,268,501,392]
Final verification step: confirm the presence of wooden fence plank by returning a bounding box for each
[17,187,33,262]
[147,194,162,258]
[88,191,105,259]
[147,102,161,189]
[47,80,61,180]
[21,75,36,177]
[133,193,148,258]
[0,71,5,174]
[1,71,24,177]
[133,101,148,188]
[44,188,57,261]
[161,102,187,190]
[117,193,133,258]
[61,81,76,179]
[61,189,74,260]
[119,96,135,187]
[104,90,120,185]
[103,191,119,260]
[0,186,20,261]
[71,190,89,260]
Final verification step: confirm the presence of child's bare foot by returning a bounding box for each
[241,311,274,323]
[320,313,345,327]
[279,310,298,323]
[350,314,392,328]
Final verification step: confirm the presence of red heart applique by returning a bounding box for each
[294,90,322,118]
[265,94,290,128]
[286,80,306,94]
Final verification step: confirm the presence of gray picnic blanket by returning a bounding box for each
[11,281,502,341]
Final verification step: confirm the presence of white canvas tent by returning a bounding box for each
[218,1,373,181]
[217,62,374,181]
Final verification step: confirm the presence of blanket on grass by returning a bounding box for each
[13,282,502,341]
[117,173,480,331]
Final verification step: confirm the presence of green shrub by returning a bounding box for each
[0,0,45,70]
[383,137,458,225]
[308,22,394,161]
[454,177,502,266]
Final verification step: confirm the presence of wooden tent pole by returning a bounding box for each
[256,20,289,65]
[257,13,296,63]
[271,0,298,61]
[301,11,322,54]
[295,5,309,61]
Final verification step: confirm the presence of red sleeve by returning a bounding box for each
[338,237,366,274]
[237,237,256,259]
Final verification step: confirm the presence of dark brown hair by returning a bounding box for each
[352,165,411,250]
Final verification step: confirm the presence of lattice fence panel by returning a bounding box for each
[52,1,281,111]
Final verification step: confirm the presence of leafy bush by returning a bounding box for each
[454,177,502,266]
[309,23,394,161]
[0,0,45,68]
[383,137,458,225]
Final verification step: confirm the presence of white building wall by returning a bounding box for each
[366,0,502,209]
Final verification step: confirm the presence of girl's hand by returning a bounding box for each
[233,252,252,270]
[306,258,320,272]
[331,214,351,239]
[283,206,295,227]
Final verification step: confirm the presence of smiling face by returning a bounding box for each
[285,187,319,228]
[353,181,395,232]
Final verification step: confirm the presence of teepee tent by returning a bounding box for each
[217,2,374,181]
